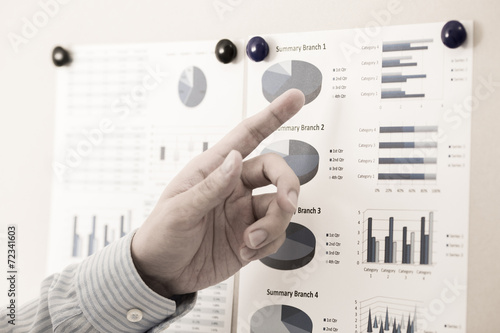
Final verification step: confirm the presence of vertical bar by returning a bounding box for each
[384,308,389,330]
[72,216,79,257]
[420,217,426,264]
[371,237,376,263]
[392,242,397,264]
[424,235,430,265]
[405,244,411,264]
[104,225,109,247]
[160,146,165,160]
[88,215,96,256]
[203,141,209,152]
[428,211,434,265]
[368,218,373,262]
[402,227,408,264]
[384,236,390,263]
[410,232,415,264]
[367,308,373,332]
[120,215,125,237]
[388,217,394,263]
[375,241,380,263]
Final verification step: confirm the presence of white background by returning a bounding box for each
[0,0,499,331]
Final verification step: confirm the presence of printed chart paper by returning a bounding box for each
[238,21,472,333]
[48,40,244,333]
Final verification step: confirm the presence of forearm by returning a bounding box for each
[0,231,196,332]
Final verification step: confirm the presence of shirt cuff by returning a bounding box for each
[75,231,196,332]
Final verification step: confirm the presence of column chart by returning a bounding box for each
[362,209,435,265]
[359,297,422,333]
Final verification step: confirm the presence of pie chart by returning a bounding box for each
[262,60,322,105]
[260,222,316,270]
[178,66,207,107]
[251,304,313,333]
[261,140,319,185]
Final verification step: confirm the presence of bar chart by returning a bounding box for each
[378,126,438,182]
[71,210,132,258]
[360,297,422,333]
[362,209,435,265]
[148,126,226,186]
[381,38,442,100]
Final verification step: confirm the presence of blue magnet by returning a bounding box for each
[441,20,467,49]
[215,39,237,64]
[246,36,269,62]
[52,46,72,66]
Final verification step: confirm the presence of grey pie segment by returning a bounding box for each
[262,60,322,105]
[251,304,313,333]
[260,222,316,271]
[178,66,207,107]
[261,140,319,185]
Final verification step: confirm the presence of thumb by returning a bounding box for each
[174,150,243,224]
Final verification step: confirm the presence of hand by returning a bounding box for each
[131,89,305,298]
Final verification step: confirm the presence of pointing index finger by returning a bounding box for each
[212,89,305,158]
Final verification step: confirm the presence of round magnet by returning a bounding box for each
[441,20,467,49]
[52,46,71,66]
[215,39,237,64]
[246,36,269,62]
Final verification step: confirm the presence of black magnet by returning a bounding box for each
[215,39,237,64]
[441,20,467,49]
[246,36,269,62]
[52,46,71,67]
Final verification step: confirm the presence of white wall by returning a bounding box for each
[1,0,499,330]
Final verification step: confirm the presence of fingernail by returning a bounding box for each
[287,190,298,211]
[240,247,257,261]
[248,229,268,248]
[222,152,234,173]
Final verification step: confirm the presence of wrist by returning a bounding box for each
[131,231,174,298]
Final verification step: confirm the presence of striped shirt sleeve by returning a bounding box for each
[0,231,196,332]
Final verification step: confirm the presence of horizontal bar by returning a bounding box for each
[378,173,437,180]
[382,74,426,83]
[383,38,434,45]
[383,55,413,61]
[382,39,433,52]
[382,59,418,68]
[379,157,437,164]
[379,142,438,149]
[379,126,438,133]
[383,44,428,52]
[381,90,425,99]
